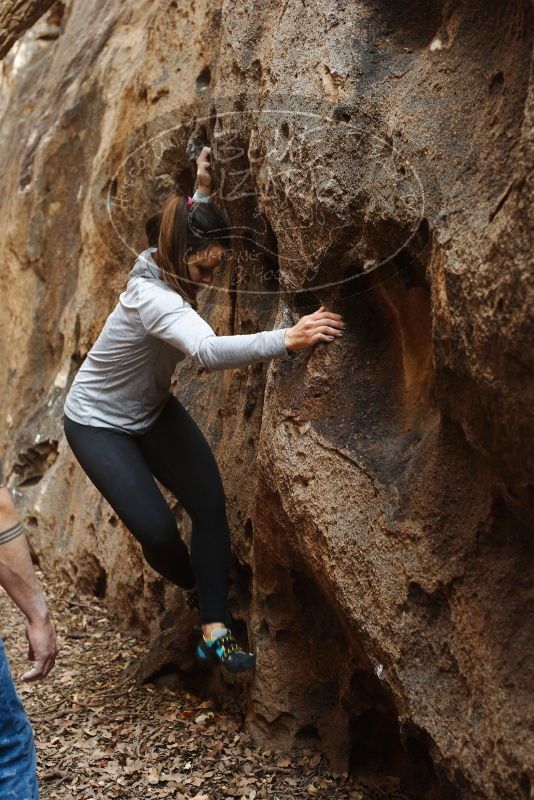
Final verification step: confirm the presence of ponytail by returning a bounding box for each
[154,191,232,309]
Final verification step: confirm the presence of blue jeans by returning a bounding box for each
[0,638,38,799]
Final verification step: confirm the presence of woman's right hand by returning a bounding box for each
[284,306,345,351]
[196,146,212,194]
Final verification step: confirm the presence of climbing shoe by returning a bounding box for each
[195,628,255,673]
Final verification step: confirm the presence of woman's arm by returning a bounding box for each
[196,328,290,371]
[136,280,290,371]
[192,188,211,202]
[193,146,212,198]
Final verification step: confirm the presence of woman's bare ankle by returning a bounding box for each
[202,621,226,638]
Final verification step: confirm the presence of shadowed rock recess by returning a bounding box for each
[0,1,532,798]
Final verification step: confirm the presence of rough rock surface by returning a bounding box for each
[0,1,532,798]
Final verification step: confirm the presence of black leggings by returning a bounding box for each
[63,395,231,624]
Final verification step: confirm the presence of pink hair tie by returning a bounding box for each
[186,196,193,206]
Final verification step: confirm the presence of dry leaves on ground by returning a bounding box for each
[0,571,402,800]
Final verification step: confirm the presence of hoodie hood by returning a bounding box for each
[128,247,162,282]
[127,248,197,308]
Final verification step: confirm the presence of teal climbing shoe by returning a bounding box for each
[196,628,255,673]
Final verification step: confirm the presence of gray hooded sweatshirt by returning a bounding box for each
[64,247,290,434]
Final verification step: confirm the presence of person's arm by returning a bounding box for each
[192,188,211,202]
[193,146,212,199]
[196,327,290,371]
[136,279,290,371]
[0,496,58,680]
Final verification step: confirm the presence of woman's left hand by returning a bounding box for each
[196,146,212,193]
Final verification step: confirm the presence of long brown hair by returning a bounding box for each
[153,192,232,310]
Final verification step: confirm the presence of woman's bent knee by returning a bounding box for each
[139,517,178,553]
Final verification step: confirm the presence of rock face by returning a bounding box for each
[0,1,532,798]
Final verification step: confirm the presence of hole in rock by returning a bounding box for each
[369,0,443,50]
[339,216,431,297]
[196,66,211,94]
[14,440,59,488]
[347,687,453,799]
[293,290,322,313]
[519,771,531,797]
[244,517,254,547]
[262,250,280,290]
[350,709,415,797]
[76,553,107,599]
[332,105,352,123]
[334,216,434,436]
[37,1,66,41]
[403,723,453,799]
[489,70,505,95]
[264,589,293,628]
[229,559,253,645]
[406,581,448,624]
[17,476,42,488]
[279,567,450,795]
[237,210,281,295]
[150,578,165,606]
[273,628,293,643]
[289,568,346,637]
[93,568,107,599]
[295,723,321,743]
[267,711,297,741]
[395,227,431,291]
[146,662,185,692]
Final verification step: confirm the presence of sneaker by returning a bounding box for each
[196,628,255,673]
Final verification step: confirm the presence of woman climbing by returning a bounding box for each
[62,146,345,673]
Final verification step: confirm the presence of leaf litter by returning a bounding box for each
[0,571,404,800]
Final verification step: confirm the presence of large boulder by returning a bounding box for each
[0,1,531,797]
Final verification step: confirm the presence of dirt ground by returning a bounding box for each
[0,569,388,800]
